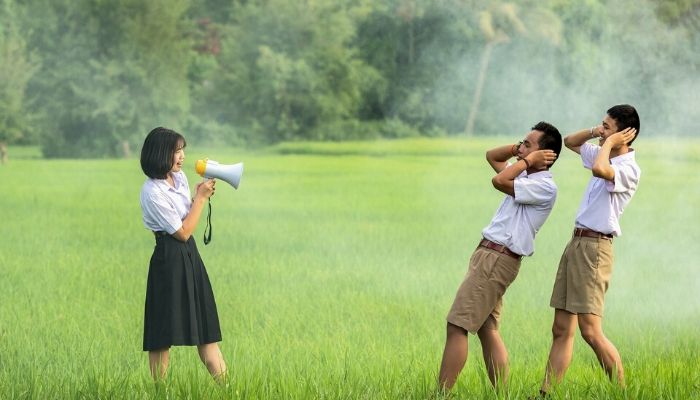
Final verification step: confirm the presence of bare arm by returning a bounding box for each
[591,128,636,181]
[564,126,600,154]
[486,143,519,173]
[172,179,216,242]
[491,150,557,196]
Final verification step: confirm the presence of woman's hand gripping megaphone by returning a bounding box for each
[195,178,216,199]
[194,158,244,245]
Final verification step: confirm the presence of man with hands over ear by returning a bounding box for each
[438,122,562,392]
[539,104,641,396]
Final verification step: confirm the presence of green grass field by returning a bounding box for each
[1,138,698,399]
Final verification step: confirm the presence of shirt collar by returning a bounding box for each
[611,148,635,165]
[153,171,183,192]
[526,170,553,179]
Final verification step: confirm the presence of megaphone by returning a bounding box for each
[195,159,244,189]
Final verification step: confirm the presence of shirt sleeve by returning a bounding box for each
[606,163,640,193]
[514,178,556,205]
[142,190,184,234]
[580,142,599,170]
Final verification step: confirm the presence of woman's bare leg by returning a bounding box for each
[197,343,227,382]
[149,348,170,381]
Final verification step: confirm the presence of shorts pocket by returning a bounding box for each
[470,248,498,281]
[489,256,520,292]
[574,239,600,292]
[579,239,600,270]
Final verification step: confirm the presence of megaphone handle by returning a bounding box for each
[203,198,212,245]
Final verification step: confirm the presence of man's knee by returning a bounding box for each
[477,316,498,337]
[447,322,468,337]
[578,324,604,347]
[552,320,575,340]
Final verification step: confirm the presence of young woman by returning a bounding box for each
[139,127,227,381]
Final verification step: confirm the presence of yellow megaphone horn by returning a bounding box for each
[195,159,244,189]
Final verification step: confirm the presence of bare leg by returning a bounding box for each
[149,348,170,381]
[578,313,625,387]
[197,343,228,382]
[477,316,508,387]
[438,322,469,391]
[541,309,577,393]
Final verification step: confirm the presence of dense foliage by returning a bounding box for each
[0,0,698,157]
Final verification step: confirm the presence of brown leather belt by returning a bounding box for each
[573,228,613,239]
[478,238,522,260]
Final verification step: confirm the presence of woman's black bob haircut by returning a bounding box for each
[140,127,186,179]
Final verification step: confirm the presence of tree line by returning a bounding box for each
[1,0,698,159]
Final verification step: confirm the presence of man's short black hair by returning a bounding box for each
[532,121,562,168]
[140,127,186,179]
[607,104,640,145]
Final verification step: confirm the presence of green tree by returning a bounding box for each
[3,0,697,152]
[21,0,192,158]
[194,0,380,144]
[354,0,480,133]
[654,0,700,26]
[0,0,38,163]
[465,1,561,136]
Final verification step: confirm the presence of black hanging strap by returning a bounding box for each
[203,199,212,245]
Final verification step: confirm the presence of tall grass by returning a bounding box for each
[0,138,698,399]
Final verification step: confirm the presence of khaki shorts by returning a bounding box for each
[549,236,614,316]
[447,246,521,333]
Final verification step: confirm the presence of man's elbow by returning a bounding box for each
[591,166,613,180]
[491,176,514,196]
[564,137,576,150]
[492,175,505,190]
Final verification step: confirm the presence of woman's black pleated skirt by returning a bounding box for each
[143,232,222,351]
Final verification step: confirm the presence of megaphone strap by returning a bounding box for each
[203,199,212,245]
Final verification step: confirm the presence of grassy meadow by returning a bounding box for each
[0,138,698,399]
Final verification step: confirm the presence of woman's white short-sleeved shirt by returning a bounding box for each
[140,171,191,234]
